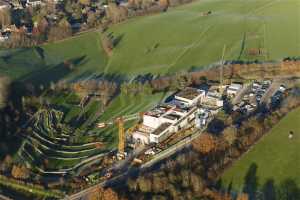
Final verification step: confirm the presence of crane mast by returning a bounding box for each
[97,113,142,159]
[117,117,125,156]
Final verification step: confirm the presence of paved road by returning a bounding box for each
[232,83,251,105]
[141,128,204,169]
[63,127,207,200]
[63,147,147,200]
[261,80,281,104]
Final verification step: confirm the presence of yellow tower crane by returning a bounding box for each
[97,113,143,159]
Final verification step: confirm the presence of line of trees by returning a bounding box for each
[0,0,196,48]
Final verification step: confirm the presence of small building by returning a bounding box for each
[279,85,286,92]
[131,125,153,145]
[202,90,223,108]
[132,131,150,145]
[195,108,210,129]
[0,32,9,42]
[227,83,243,96]
[26,0,43,6]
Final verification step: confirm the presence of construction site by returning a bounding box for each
[97,85,225,161]
[95,75,287,166]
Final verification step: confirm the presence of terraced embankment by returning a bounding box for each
[18,109,109,175]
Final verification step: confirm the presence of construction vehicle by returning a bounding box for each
[97,112,143,159]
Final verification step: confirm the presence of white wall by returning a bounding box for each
[132,132,150,145]
[143,115,162,129]
[174,96,193,107]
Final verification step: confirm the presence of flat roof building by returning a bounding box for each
[202,90,223,108]
[132,86,224,145]
[174,87,206,107]
[227,83,243,96]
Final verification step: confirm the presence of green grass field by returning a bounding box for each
[0,31,108,83]
[0,0,299,82]
[221,107,300,193]
[106,0,300,75]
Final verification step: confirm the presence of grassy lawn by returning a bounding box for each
[107,0,300,75]
[221,107,300,193]
[0,31,108,83]
[0,0,299,82]
[0,175,63,199]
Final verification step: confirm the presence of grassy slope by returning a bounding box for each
[95,91,169,149]
[0,175,63,199]
[20,91,168,170]
[0,0,299,81]
[221,107,300,191]
[0,31,108,82]
[107,0,300,75]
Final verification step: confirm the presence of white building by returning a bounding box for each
[131,86,224,145]
[149,106,197,143]
[195,108,210,129]
[133,100,198,144]
[227,83,243,96]
[174,87,206,107]
[27,0,43,6]
[143,104,175,129]
[202,90,223,108]
[132,131,150,145]
[131,125,153,145]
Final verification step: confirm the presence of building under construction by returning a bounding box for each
[132,88,205,145]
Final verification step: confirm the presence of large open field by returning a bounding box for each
[107,0,300,75]
[0,0,299,82]
[221,107,300,195]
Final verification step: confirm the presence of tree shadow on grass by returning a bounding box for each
[277,179,300,200]
[262,179,276,200]
[18,55,88,87]
[92,73,128,87]
[112,33,124,47]
[241,163,300,200]
[0,48,30,63]
[34,46,45,60]
[243,163,258,200]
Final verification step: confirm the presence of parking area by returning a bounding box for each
[232,80,286,115]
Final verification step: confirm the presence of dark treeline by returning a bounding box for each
[0,0,194,48]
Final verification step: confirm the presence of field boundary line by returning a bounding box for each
[167,24,213,71]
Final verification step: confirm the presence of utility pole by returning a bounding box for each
[117,117,125,157]
[263,22,268,61]
[220,44,227,87]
